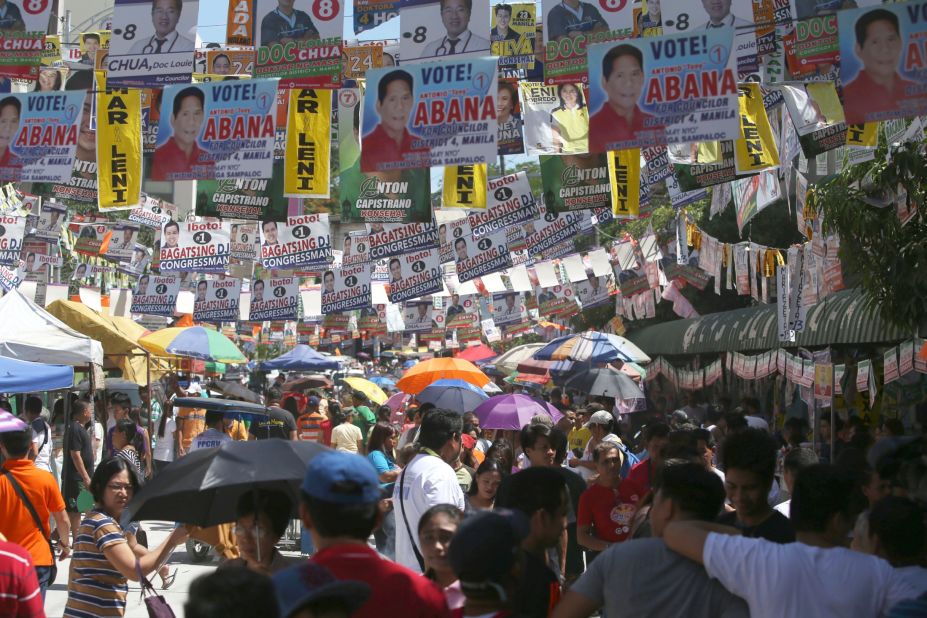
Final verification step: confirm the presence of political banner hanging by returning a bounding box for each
[587,29,740,152]
[130,195,175,228]
[541,0,634,84]
[608,148,640,218]
[669,141,736,191]
[659,0,757,76]
[445,292,479,328]
[117,243,150,277]
[491,3,535,70]
[779,82,847,157]
[227,0,255,45]
[104,221,141,262]
[340,231,371,265]
[151,80,277,181]
[469,171,538,237]
[337,88,432,222]
[442,164,487,208]
[367,221,437,260]
[250,276,300,321]
[575,275,611,308]
[253,0,342,87]
[386,247,442,303]
[207,49,254,75]
[398,0,491,64]
[522,206,585,258]
[106,0,198,88]
[342,44,383,80]
[259,214,332,270]
[402,300,434,332]
[0,215,25,265]
[321,262,371,313]
[193,278,242,322]
[447,218,511,282]
[733,83,779,174]
[519,82,589,155]
[159,220,231,273]
[29,200,67,243]
[491,291,525,326]
[284,88,331,198]
[360,60,498,172]
[354,0,399,34]
[733,170,781,235]
[230,223,258,260]
[131,274,180,316]
[0,91,85,183]
[496,80,524,155]
[540,153,609,212]
[535,283,578,317]
[97,88,142,210]
[195,164,291,221]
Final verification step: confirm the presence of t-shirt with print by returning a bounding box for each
[64,510,129,617]
[577,483,638,543]
[190,428,232,451]
[252,407,297,440]
[703,532,920,618]
[571,537,749,618]
[716,509,794,544]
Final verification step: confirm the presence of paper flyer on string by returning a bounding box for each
[541,0,634,84]
[340,231,371,266]
[779,82,847,157]
[104,221,140,262]
[733,83,780,174]
[540,153,609,212]
[446,217,512,282]
[284,88,331,198]
[402,300,434,332]
[445,292,479,328]
[105,0,197,88]
[207,49,255,75]
[386,247,442,303]
[575,275,611,308]
[337,88,432,223]
[491,2,535,69]
[321,262,372,313]
[535,282,577,317]
[253,0,342,87]
[159,220,231,273]
[230,223,258,260]
[97,88,142,211]
[838,3,927,124]
[367,221,438,260]
[193,278,242,322]
[130,195,175,228]
[519,82,589,155]
[116,244,150,277]
[0,91,85,183]
[29,200,67,243]
[131,274,180,316]
[586,28,740,153]
[522,206,585,258]
[733,170,782,234]
[491,291,525,326]
[250,276,300,321]
[354,0,399,34]
[398,0,491,64]
[259,214,332,270]
[360,60,498,172]
[0,215,25,266]
[341,44,383,81]
[469,171,538,237]
[195,165,291,221]
[659,0,757,76]
[151,80,277,181]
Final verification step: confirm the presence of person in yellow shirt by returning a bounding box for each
[551,83,589,154]
[567,408,592,455]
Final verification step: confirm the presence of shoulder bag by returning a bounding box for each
[397,465,426,571]
[136,559,176,618]
[0,467,57,584]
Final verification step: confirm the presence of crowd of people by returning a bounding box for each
[0,369,926,617]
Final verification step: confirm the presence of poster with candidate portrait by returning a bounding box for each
[402,300,434,332]
[540,153,609,212]
[28,199,67,242]
[104,221,141,263]
[0,91,85,183]
[230,223,258,260]
[0,215,25,266]
[152,80,277,181]
[445,292,479,328]
[468,171,538,237]
[207,49,254,76]
[541,0,634,84]
[386,247,442,303]
[341,232,371,266]
[131,274,180,316]
[193,278,241,322]
[399,0,491,64]
[250,276,299,320]
[253,0,342,88]
[492,3,535,69]
[360,60,498,172]
[519,82,589,155]
[448,219,512,282]
[575,274,611,308]
[106,0,198,88]
[659,0,758,76]
[367,221,438,261]
[337,88,432,223]
[259,214,332,270]
[194,170,291,221]
[159,220,231,273]
[0,0,56,34]
[491,291,525,326]
[116,243,150,277]
[779,82,847,158]
[321,262,371,313]
[586,29,740,153]
[521,206,585,258]
[838,3,927,124]
[130,194,175,228]
[496,79,524,155]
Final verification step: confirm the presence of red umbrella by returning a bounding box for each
[456,344,497,363]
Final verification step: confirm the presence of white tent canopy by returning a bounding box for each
[0,288,104,367]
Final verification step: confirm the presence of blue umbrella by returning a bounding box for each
[416,379,490,413]
[261,345,341,371]
[369,376,397,389]
[533,331,650,364]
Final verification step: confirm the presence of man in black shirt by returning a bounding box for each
[64,400,95,536]
[253,389,297,440]
[260,0,319,45]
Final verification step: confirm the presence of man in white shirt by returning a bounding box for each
[24,396,52,473]
[422,0,490,58]
[128,0,196,54]
[393,408,465,572]
[663,464,920,618]
[189,410,232,452]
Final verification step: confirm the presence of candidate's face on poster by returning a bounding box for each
[84,36,101,56]
[495,7,510,31]
[139,275,149,291]
[701,0,731,24]
[856,18,903,82]
[0,100,19,156]
[417,303,427,318]
[603,53,644,115]
[197,281,208,300]
[212,55,231,75]
[37,69,59,92]
[253,281,265,302]
[451,293,460,306]
[171,93,205,151]
[441,0,471,39]
[497,86,514,120]
[152,0,182,39]
[505,294,515,310]
[262,221,278,244]
[376,78,414,137]
[343,235,352,255]
[560,84,580,108]
[323,271,334,292]
[455,239,468,261]
[163,223,180,247]
[24,253,35,271]
[389,259,402,282]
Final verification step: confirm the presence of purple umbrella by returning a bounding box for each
[0,410,27,433]
[473,394,564,431]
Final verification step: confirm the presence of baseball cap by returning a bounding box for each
[301,450,381,505]
[585,410,613,428]
[449,510,528,596]
[307,395,320,407]
[273,562,370,618]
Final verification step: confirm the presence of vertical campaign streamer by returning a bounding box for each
[733,83,779,174]
[97,89,142,211]
[442,164,487,209]
[227,0,255,46]
[284,88,332,198]
[609,149,640,219]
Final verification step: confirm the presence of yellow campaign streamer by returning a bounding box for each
[845,123,878,147]
[284,88,332,198]
[442,164,487,209]
[96,89,142,211]
[608,149,640,219]
[734,83,779,174]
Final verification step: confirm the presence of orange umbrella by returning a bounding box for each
[396,358,490,394]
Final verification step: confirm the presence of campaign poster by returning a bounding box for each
[669,140,737,191]
[340,231,371,266]
[193,278,241,322]
[96,88,142,211]
[608,148,640,218]
[342,44,383,81]
[131,274,180,316]
[779,82,847,157]
[540,153,609,212]
[496,79,524,154]
[249,276,300,321]
[445,292,478,328]
[491,291,525,326]
[541,0,634,84]
[227,0,254,45]
[492,3,535,69]
[367,220,438,260]
[230,223,258,260]
[586,29,740,153]
[29,199,66,242]
[786,15,838,77]
[442,164,487,209]
[733,169,781,234]
[207,49,254,76]
[321,262,372,313]
[129,194,175,228]
[0,215,25,265]
[159,220,231,273]
[448,220,511,282]
[522,207,585,258]
[284,88,331,198]
[259,214,332,270]
[354,0,399,34]
[659,0,757,75]
[399,0,490,64]
[253,0,342,87]
[519,82,589,155]
[72,216,108,256]
[575,274,610,308]
[402,300,434,332]
[360,60,498,172]
[0,91,85,183]
[151,80,277,181]
[733,82,780,174]
[0,1,55,79]
[116,243,150,277]
[386,247,442,303]
[195,167,291,221]
[535,283,578,317]
[469,171,538,237]
[337,88,432,223]
[104,221,140,263]
[839,3,927,124]
[106,0,197,88]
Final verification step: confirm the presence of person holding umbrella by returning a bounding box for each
[220,490,301,576]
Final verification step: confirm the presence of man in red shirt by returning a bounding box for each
[151,86,214,180]
[360,69,428,172]
[589,44,663,153]
[623,422,670,499]
[577,442,637,553]
[0,536,44,618]
[300,450,450,617]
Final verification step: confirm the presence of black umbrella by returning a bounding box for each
[563,368,645,400]
[124,439,328,526]
[208,380,262,403]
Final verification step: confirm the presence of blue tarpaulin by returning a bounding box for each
[261,345,341,371]
[0,356,74,393]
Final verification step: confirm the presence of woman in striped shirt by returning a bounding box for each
[64,457,188,617]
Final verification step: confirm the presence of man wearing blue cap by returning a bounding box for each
[300,450,450,617]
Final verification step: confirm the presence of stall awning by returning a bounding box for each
[626,289,908,356]
[0,356,74,393]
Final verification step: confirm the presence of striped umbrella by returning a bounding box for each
[533,331,650,364]
[139,326,247,364]
[0,410,27,433]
